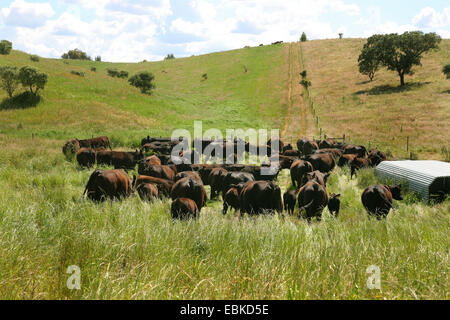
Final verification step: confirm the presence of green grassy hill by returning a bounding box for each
[0,45,289,147]
[0,41,448,300]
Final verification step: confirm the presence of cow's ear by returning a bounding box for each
[335,194,341,198]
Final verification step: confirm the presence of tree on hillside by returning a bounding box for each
[95,56,101,62]
[300,32,307,42]
[443,63,450,79]
[164,54,175,60]
[0,65,20,98]
[358,31,441,86]
[358,43,380,81]
[61,48,91,60]
[128,71,156,94]
[18,66,48,95]
[0,40,12,55]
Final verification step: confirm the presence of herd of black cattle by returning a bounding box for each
[62,135,403,221]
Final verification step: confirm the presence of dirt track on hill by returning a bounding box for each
[281,43,315,146]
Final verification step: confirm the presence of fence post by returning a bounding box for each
[406,136,409,152]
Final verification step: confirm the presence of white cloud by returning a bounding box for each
[6,0,171,62]
[1,0,55,28]
[169,0,360,55]
[412,6,450,29]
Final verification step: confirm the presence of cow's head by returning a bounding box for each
[389,184,403,201]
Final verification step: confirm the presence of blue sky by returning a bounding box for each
[0,0,449,62]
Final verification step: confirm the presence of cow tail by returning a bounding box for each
[298,198,315,214]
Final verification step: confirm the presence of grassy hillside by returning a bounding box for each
[302,38,450,160]
[0,45,289,147]
[0,42,449,300]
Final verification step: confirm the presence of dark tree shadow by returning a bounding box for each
[355,82,431,96]
[442,89,450,94]
[0,92,41,110]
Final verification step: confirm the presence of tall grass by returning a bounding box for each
[0,140,448,299]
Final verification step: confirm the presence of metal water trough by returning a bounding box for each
[375,160,450,201]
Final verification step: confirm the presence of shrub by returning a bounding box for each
[300,70,307,78]
[91,67,97,72]
[30,55,40,62]
[71,70,85,77]
[107,69,128,79]
[202,73,208,81]
[300,79,311,88]
[0,40,12,55]
[118,70,128,79]
[18,66,48,95]
[443,63,450,79]
[300,32,307,42]
[164,54,175,60]
[0,65,20,98]
[107,68,119,77]
[128,71,156,94]
[95,56,101,62]
[61,49,91,60]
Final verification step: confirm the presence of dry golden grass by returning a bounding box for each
[302,38,450,159]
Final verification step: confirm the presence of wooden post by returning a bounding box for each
[343,134,345,143]
[406,136,409,152]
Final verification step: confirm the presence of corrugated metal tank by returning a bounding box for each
[375,160,450,201]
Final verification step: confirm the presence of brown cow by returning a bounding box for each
[137,183,159,201]
[304,153,335,173]
[76,148,96,168]
[171,198,199,220]
[300,139,319,156]
[209,167,228,199]
[350,157,373,179]
[62,139,81,158]
[328,193,341,218]
[134,175,174,197]
[303,170,330,187]
[319,139,338,149]
[315,148,343,159]
[290,160,314,187]
[139,164,176,181]
[222,183,245,215]
[145,155,162,166]
[171,177,207,211]
[283,149,301,157]
[196,164,223,185]
[361,184,403,219]
[78,136,111,150]
[97,150,144,170]
[83,169,132,202]
[343,144,367,157]
[283,189,298,215]
[368,149,386,166]
[239,181,283,215]
[338,154,357,167]
[174,171,203,185]
[297,181,329,222]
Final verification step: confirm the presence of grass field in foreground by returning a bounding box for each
[0,138,448,299]
[302,38,450,160]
